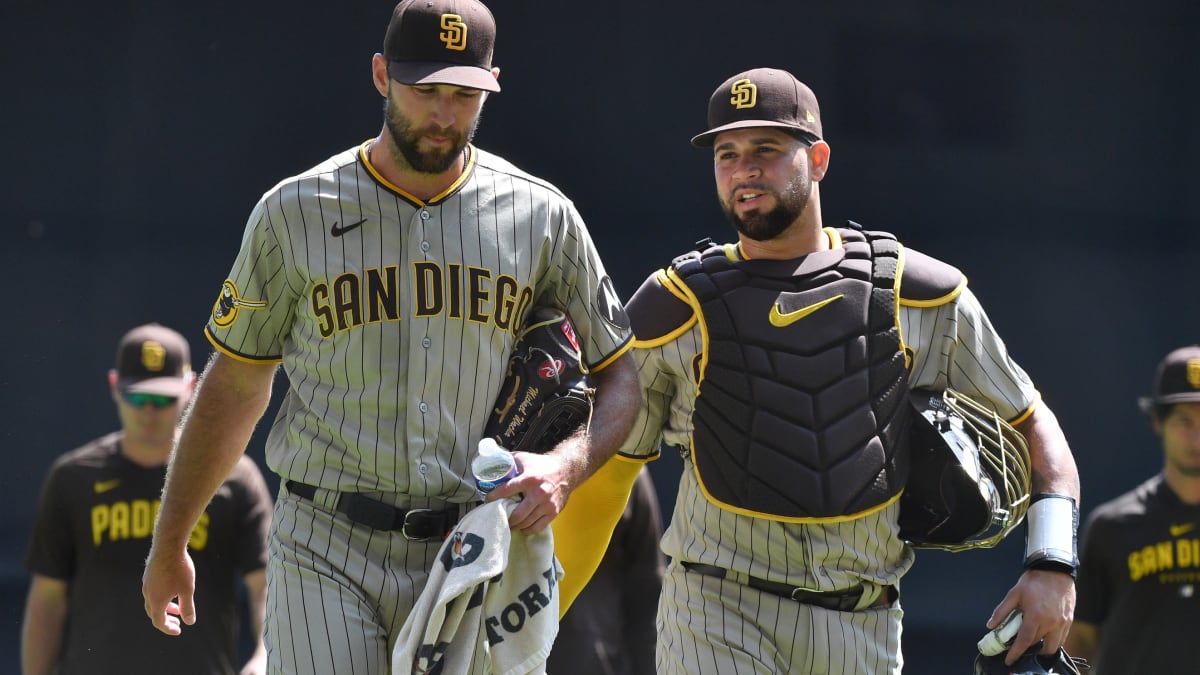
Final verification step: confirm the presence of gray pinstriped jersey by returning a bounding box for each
[620,267,1038,592]
[206,141,631,502]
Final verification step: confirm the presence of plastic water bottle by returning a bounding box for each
[472,438,517,494]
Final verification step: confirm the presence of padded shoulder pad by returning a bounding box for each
[626,271,694,342]
[900,247,965,305]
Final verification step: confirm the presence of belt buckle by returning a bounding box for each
[401,508,436,541]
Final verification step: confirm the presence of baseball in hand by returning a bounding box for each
[976,609,1022,656]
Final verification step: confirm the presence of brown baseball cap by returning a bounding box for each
[691,68,822,147]
[1138,345,1200,412]
[115,323,192,397]
[384,0,501,93]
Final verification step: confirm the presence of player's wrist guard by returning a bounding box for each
[1023,493,1079,577]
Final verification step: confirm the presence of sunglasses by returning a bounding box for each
[122,392,179,409]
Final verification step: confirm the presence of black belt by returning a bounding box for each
[285,480,460,541]
[682,562,867,612]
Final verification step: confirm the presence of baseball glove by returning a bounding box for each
[974,646,1088,674]
[974,612,1089,674]
[482,306,595,455]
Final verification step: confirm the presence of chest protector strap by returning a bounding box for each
[671,228,911,521]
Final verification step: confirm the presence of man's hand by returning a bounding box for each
[142,547,198,636]
[987,569,1076,665]
[487,450,575,534]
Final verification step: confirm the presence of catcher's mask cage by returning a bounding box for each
[900,388,1032,551]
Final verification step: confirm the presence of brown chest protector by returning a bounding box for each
[671,227,911,520]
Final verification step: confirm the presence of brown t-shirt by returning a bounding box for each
[1075,473,1200,674]
[25,431,272,675]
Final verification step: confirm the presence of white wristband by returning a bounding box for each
[1024,493,1079,576]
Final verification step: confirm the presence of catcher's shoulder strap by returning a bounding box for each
[898,246,966,307]
[625,238,725,344]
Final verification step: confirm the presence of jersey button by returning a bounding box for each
[422,337,432,348]
[420,210,431,220]
[418,463,428,474]
[418,402,429,413]
[420,241,430,252]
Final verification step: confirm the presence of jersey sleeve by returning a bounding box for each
[24,460,77,580]
[615,270,701,461]
[901,285,1039,421]
[536,200,632,372]
[205,194,302,361]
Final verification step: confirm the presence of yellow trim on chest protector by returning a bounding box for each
[671,228,910,523]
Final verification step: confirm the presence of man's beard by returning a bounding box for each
[383,96,479,174]
[721,176,810,241]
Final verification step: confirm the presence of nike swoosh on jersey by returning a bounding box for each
[768,294,844,327]
[1170,523,1196,537]
[330,218,368,237]
[94,479,121,494]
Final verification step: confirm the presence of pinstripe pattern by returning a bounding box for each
[266,485,448,675]
[209,141,630,674]
[621,244,1038,674]
[657,560,903,674]
[209,141,628,500]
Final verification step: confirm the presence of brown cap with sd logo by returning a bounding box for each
[384,0,501,93]
[691,67,822,147]
[1138,345,1200,413]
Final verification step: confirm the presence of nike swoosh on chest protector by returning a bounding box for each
[768,294,844,327]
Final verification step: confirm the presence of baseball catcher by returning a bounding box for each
[899,388,1033,551]
[483,306,595,455]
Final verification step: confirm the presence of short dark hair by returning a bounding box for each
[1149,402,1174,423]
[783,129,820,146]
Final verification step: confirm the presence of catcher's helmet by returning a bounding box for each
[974,646,1087,675]
[899,388,1032,551]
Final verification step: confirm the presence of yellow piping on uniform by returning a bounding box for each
[612,450,658,464]
[1009,391,1042,426]
[358,141,478,206]
[737,228,844,263]
[824,227,844,249]
[204,328,283,364]
[589,337,634,373]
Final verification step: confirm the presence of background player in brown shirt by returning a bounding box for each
[1066,345,1200,673]
[22,323,272,675]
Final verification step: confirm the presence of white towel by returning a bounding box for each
[393,499,563,675]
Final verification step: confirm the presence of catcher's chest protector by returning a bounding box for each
[673,228,911,520]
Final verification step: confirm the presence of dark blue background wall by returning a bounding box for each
[3,1,1198,672]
